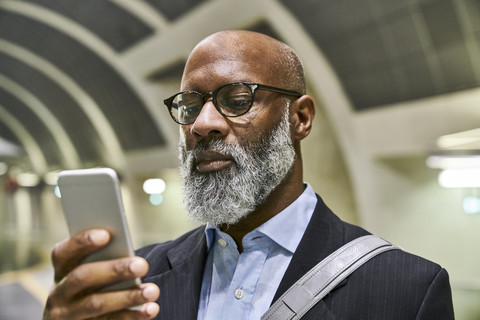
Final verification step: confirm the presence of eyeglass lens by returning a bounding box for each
[170,83,254,124]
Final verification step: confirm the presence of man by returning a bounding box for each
[43,30,454,319]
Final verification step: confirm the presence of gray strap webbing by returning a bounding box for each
[261,235,399,320]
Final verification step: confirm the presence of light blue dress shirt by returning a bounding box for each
[197,183,317,320]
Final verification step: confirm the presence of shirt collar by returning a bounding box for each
[204,183,317,253]
[256,183,317,253]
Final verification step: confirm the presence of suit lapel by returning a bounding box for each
[271,195,345,319]
[145,229,208,320]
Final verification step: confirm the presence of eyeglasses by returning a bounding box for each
[163,82,302,125]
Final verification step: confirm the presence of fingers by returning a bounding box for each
[57,257,149,298]
[44,256,158,320]
[44,283,160,320]
[43,229,161,320]
[96,302,160,320]
[83,284,160,319]
[52,229,110,282]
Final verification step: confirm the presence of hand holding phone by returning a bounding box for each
[57,168,139,291]
[42,168,160,319]
[42,229,160,319]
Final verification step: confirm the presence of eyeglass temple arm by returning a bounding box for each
[255,84,302,97]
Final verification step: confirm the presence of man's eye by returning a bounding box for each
[223,95,251,110]
[180,105,200,115]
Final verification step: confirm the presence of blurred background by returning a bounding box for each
[0,0,479,318]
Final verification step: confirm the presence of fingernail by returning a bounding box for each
[89,230,109,245]
[142,285,158,300]
[129,258,146,274]
[144,302,159,316]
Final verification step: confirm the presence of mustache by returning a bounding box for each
[187,139,237,159]
[182,139,241,172]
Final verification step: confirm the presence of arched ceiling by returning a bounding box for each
[0,0,478,174]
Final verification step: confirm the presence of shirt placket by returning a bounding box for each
[223,235,270,319]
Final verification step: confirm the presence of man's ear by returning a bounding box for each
[290,95,315,141]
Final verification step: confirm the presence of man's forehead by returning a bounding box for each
[181,33,277,89]
[190,39,271,64]
[181,60,264,91]
[189,31,279,66]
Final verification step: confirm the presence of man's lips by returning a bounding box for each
[194,150,233,173]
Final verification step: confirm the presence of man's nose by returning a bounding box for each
[190,100,229,138]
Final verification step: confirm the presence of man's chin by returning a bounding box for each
[186,205,252,226]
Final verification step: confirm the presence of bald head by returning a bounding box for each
[182,30,306,94]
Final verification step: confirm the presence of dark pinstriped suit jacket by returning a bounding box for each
[137,195,454,319]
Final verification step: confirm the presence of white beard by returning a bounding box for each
[178,107,296,226]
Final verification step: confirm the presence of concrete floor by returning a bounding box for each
[0,264,52,320]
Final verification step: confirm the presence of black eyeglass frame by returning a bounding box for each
[163,81,302,125]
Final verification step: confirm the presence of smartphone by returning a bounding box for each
[57,167,140,291]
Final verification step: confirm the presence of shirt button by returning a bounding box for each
[234,288,244,299]
[218,239,227,247]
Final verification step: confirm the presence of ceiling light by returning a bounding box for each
[426,155,480,169]
[438,169,480,188]
[143,178,166,194]
[436,128,480,149]
[463,196,480,215]
[149,193,164,206]
[16,172,40,187]
[44,170,60,186]
[426,148,480,169]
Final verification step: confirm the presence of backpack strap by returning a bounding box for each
[261,235,399,320]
